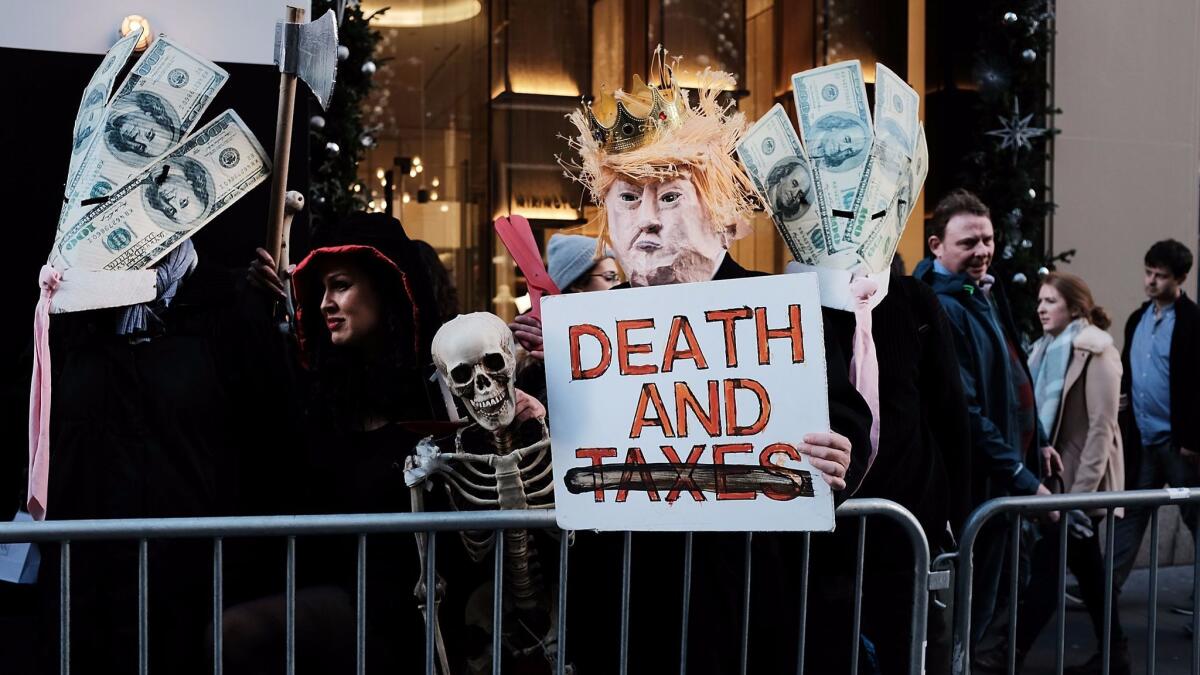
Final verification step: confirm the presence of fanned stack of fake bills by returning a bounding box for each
[737,61,927,274]
[50,25,271,276]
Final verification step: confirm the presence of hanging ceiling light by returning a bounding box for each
[119,15,153,51]
[361,1,481,28]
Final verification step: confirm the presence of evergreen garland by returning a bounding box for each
[958,0,1070,338]
[308,0,382,231]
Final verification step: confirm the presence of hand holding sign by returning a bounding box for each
[800,431,852,491]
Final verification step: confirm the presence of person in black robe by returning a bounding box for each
[239,213,548,674]
[33,241,294,675]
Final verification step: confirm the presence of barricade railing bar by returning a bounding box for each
[0,499,932,675]
[947,488,1200,675]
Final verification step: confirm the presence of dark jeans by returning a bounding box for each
[1016,518,1124,653]
[1112,440,1200,591]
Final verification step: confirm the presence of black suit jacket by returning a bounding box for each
[1119,292,1200,485]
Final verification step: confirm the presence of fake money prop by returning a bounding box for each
[29,29,271,521]
[50,33,270,276]
[738,60,927,275]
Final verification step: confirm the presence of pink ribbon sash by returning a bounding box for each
[28,265,61,520]
[847,276,881,483]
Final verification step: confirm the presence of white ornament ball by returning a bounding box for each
[1037,266,1050,279]
[337,45,350,62]
[1003,11,1019,24]
[360,135,374,147]
[325,142,341,156]
[1012,272,1028,285]
[361,60,376,75]
[309,115,326,130]
[1021,49,1037,63]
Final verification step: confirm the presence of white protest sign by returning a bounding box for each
[542,273,833,532]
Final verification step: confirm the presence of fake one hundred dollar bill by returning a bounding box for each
[52,110,270,272]
[843,63,920,248]
[737,104,824,265]
[791,60,874,255]
[59,36,228,233]
[855,125,928,273]
[66,25,144,182]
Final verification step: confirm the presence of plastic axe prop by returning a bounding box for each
[493,214,561,320]
[265,6,338,274]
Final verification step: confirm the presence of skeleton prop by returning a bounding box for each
[406,312,562,674]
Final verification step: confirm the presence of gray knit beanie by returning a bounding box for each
[547,234,612,290]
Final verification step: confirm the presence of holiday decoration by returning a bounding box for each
[956,0,1071,336]
[985,98,1047,153]
[309,0,383,229]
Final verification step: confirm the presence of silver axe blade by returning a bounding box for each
[274,8,338,110]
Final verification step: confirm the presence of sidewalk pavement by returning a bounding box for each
[1024,565,1196,674]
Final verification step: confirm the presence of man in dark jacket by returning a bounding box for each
[1112,239,1199,592]
[914,189,1052,649]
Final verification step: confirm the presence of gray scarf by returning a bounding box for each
[117,239,199,339]
[1028,318,1085,437]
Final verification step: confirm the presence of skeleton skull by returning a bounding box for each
[432,312,517,432]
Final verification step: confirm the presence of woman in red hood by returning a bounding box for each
[232,213,472,673]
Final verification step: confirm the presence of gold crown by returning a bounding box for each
[586,47,689,154]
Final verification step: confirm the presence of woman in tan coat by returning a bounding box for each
[976,272,1127,675]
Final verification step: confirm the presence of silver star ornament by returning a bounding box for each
[986,98,1047,153]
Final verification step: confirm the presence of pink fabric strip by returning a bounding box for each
[847,276,880,487]
[28,265,60,521]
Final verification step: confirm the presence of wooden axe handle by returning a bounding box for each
[265,5,305,269]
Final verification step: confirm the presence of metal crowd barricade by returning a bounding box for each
[948,488,1200,675]
[0,498,931,675]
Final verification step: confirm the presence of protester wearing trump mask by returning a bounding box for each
[550,47,874,675]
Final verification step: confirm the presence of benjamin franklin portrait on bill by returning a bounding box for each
[811,112,870,173]
[105,91,183,165]
[73,86,107,155]
[141,156,213,232]
[764,157,814,221]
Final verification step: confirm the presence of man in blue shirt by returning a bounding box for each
[1112,239,1199,593]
